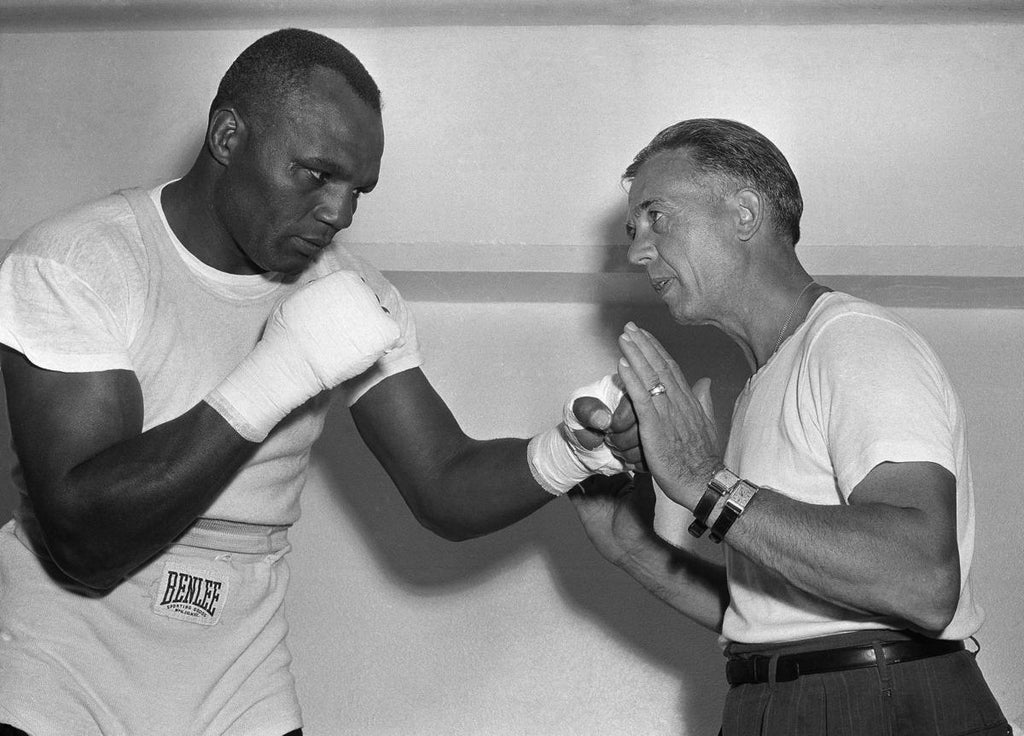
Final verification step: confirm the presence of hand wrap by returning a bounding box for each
[207,270,401,442]
[527,374,626,496]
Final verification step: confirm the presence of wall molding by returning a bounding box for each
[343,242,1024,279]
[383,271,1024,308]
[2,238,1022,308]
[2,0,1023,31]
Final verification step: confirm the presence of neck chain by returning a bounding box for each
[772,280,817,356]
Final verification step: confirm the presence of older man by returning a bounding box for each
[573,118,1010,735]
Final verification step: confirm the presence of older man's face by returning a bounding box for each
[624,150,738,326]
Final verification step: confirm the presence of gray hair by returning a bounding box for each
[624,119,803,245]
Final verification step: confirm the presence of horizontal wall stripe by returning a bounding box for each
[3,238,1021,308]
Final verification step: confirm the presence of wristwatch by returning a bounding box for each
[688,467,741,538]
[709,479,759,543]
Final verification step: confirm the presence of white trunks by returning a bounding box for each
[0,518,302,736]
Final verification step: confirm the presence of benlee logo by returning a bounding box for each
[152,561,229,626]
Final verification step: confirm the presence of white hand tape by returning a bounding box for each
[207,271,399,442]
[527,374,626,496]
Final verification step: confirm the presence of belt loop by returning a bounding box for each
[760,654,780,736]
[873,641,893,696]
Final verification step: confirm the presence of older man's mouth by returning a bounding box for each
[651,277,674,294]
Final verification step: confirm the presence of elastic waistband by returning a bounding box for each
[172,518,291,554]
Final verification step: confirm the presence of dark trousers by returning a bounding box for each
[720,636,1010,736]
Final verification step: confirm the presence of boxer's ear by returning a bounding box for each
[206,106,247,167]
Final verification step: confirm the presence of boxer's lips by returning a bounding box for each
[298,235,332,249]
[294,236,332,256]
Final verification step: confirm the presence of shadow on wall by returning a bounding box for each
[311,298,751,734]
[0,389,18,525]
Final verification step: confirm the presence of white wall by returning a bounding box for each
[3,22,1024,278]
[1,7,1022,733]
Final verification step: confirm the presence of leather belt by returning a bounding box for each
[726,638,965,685]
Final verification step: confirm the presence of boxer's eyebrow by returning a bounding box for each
[301,156,377,193]
[302,156,344,175]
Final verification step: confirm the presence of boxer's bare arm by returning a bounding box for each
[351,367,554,540]
[1,271,397,588]
[1,346,256,590]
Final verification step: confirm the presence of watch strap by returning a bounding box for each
[688,467,740,538]
[709,480,759,543]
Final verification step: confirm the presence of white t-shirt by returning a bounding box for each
[0,184,423,533]
[721,291,983,643]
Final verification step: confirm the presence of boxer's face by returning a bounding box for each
[215,66,384,276]
[624,150,737,327]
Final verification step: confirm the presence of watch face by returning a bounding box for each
[710,481,758,543]
[732,481,759,504]
[710,469,741,494]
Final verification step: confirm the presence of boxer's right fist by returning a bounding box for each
[206,270,400,442]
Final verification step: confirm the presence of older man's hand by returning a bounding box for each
[615,322,721,511]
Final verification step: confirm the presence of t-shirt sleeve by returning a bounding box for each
[806,313,957,499]
[341,271,423,405]
[0,252,134,372]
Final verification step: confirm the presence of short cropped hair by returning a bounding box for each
[212,28,381,127]
[624,119,803,245]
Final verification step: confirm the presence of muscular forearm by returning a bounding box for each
[389,436,554,541]
[351,369,563,541]
[723,489,960,632]
[616,541,729,632]
[37,403,256,589]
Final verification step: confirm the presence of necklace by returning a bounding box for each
[772,280,817,356]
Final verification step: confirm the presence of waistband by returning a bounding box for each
[172,517,291,554]
[726,634,965,685]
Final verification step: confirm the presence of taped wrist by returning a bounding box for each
[528,374,626,496]
[206,333,322,443]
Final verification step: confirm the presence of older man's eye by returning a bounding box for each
[650,210,670,233]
